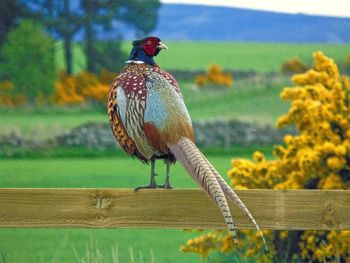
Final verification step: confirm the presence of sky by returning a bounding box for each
[160,0,350,18]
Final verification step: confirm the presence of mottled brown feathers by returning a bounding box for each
[107,75,147,162]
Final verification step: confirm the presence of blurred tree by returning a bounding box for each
[24,0,81,74]
[80,0,160,72]
[119,0,160,37]
[22,0,160,73]
[53,0,79,74]
[0,0,24,46]
[0,20,55,101]
[94,40,126,72]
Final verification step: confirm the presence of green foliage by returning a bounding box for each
[55,41,86,73]
[0,19,55,101]
[24,0,82,74]
[94,40,127,72]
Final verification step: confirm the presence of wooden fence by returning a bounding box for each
[0,189,349,230]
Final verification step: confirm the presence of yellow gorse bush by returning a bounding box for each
[55,72,85,105]
[0,69,115,107]
[182,52,350,262]
[195,64,233,88]
[0,80,28,106]
[54,70,113,105]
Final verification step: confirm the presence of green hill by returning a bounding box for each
[55,41,350,73]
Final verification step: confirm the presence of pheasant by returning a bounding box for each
[107,36,267,250]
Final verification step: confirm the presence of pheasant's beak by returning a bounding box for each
[157,42,168,50]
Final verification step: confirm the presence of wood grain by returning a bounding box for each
[0,189,349,229]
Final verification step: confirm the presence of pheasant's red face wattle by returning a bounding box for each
[142,37,160,56]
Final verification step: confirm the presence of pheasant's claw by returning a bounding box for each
[134,183,158,191]
[134,158,158,191]
[158,183,174,189]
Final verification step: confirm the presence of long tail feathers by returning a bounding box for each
[168,137,268,252]
[200,151,268,252]
[168,137,238,244]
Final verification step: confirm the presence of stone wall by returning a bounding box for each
[0,121,296,149]
[53,122,116,149]
[0,120,296,150]
[168,69,259,81]
[193,120,296,148]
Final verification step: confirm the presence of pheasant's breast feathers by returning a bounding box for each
[108,63,193,161]
[121,63,182,97]
[117,69,147,102]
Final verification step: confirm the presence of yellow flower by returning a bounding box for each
[306,235,314,244]
[322,173,344,189]
[283,134,293,144]
[54,70,110,105]
[0,80,14,91]
[322,142,336,153]
[326,156,346,170]
[253,151,265,162]
[279,231,288,239]
[194,64,234,88]
[335,145,347,156]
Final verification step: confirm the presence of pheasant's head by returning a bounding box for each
[126,36,168,65]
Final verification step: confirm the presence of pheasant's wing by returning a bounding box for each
[142,69,194,152]
[108,73,140,158]
[110,71,154,161]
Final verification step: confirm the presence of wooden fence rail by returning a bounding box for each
[0,189,349,230]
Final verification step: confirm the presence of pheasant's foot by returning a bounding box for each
[134,183,158,191]
[135,159,158,191]
[158,183,174,189]
[160,160,173,189]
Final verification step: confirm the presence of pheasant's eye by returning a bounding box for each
[146,41,152,45]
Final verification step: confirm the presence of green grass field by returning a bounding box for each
[0,149,270,263]
[152,42,350,72]
[55,41,350,73]
[0,107,105,140]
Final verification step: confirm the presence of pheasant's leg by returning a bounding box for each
[134,159,158,191]
[159,159,174,189]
